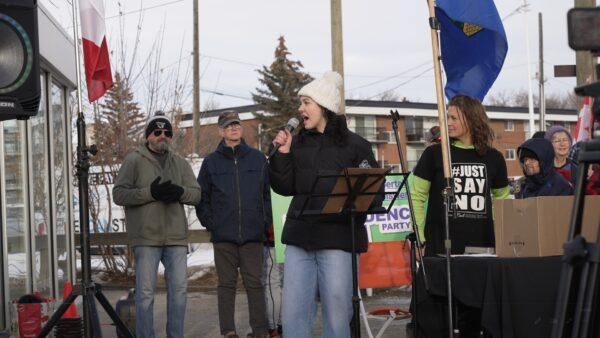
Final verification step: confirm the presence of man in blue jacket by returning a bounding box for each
[196,111,271,338]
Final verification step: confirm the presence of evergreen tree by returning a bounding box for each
[252,36,313,150]
[96,72,145,160]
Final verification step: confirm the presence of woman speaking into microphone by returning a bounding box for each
[268,71,382,338]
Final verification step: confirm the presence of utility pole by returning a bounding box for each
[192,0,201,155]
[575,0,598,87]
[331,0,346,115]
[523,0,536,138]
[538,12,546,131]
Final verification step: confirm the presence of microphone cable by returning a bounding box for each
[260,153,278,333]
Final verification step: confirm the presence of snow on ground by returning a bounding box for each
[10,244,215,282]
[184,243,215,268]
[75,243,215,279]
[8,252,65,280]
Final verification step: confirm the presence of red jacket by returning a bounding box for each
[586,167,600,195]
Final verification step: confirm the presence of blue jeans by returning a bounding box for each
[134,245,188,338]
[282,245,353,338]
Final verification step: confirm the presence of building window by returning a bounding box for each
[51,82,70,296]
[405,116,424,142]
[407,145,425,170]
[384,130,396,144]
[30,73,52,297]
[504,120,514,131]
[4,119,30,302]
[505,149,516,160]
[351,115,377,141]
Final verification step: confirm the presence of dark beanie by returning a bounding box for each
[145,111,172,139]
[519,148,538,162]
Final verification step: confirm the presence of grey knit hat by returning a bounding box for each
[544,125,572,145]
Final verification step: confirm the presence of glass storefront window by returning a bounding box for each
[31,74,52,297]
[4,119,29,301]
[51,82,70,295]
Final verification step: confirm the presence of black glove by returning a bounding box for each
[150,177,173,201]
[162,183,184,203]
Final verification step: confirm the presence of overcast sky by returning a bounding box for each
[41,0,578,111]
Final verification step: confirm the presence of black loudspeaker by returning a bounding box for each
[0,0,40,121]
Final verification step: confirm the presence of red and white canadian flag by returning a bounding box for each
[79,0,113,102]
[574,96,594,142]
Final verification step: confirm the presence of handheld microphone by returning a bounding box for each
[268,117,300,159]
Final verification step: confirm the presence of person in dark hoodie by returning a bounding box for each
[516,138,573,198]
[195,111,271,338]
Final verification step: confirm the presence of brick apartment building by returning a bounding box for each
[180,100,577,178]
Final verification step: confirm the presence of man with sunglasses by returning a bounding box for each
[113,111,201,338]
[196,111,271,338]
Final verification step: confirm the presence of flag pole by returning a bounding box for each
[37,1,133,337]
[71,0,84,115]
[425,0,456,337]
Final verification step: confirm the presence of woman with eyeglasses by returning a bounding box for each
[545,125,578,184]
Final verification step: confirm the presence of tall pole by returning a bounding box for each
[538,12,546,131]
[575,0,598,92]
[38,2,134,337]
[69,3,93,336]
[524,0,536,138]
[425,0,455,337]
[192,0,201,155]
[330,0,346,115]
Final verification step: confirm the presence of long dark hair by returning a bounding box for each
[449,95,494,156]
[297,108,349,146]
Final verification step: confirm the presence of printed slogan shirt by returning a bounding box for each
[411,141,509,255]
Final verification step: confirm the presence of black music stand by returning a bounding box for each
[296,167,408,338]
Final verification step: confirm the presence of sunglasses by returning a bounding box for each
[224,122,241,130]
[153,129,173,138]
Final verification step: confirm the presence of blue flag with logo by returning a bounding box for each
[435,0,507,101]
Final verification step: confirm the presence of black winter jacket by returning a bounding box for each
[269,126,382,253]
[195,139,272,244]
[517,138,574,198]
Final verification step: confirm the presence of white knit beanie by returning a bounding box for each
[298,71,343,114]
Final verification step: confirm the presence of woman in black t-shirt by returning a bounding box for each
[410,95,510,256]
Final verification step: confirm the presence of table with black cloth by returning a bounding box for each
[414,256,563,338]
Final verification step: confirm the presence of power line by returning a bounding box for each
[366,67,433,99]
[347,60,432,92]
[200,54,262,68]
[502,3,529,21]
[160,54,193,71]
[345,3,532,95]
[199,53,428,80]
[200,88,253,102]
[349,66,433,108]
[63,0,185,29]
[105,0,186,20]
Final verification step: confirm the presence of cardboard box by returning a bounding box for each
[493,196,600,257]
